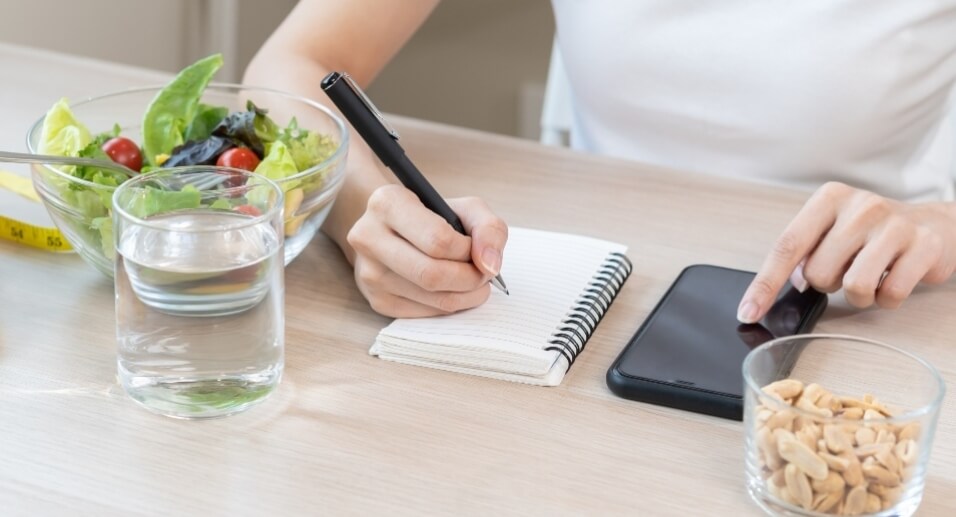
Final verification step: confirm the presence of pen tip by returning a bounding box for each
[491,275,509,295]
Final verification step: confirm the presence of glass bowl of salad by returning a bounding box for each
[26,54,348,278]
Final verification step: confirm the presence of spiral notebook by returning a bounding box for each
[369,227,632,386]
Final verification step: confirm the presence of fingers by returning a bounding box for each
[348,185,506,317]
[367,185,473,262]
[742,184,954,321]
[449,197,509,277]
[788,258,809,293]
[801,227,866,294]
[876,231,942,309]
[738,182,843,323]
[361,287,486,318]
[354,232,487,291]
[355,257,492,317]
[840,224,908,308]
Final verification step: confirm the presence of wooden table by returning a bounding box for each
[1,43,954,516]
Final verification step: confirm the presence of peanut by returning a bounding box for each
[844,485,868,516]
[841,407,864,420]
[862,462,900,487]
[875,428,896,445]
[771,468,787,487]
[756,408,774,426]
[766,379,804,399]
[752,380,924,515]
[765,408,796,431]
[841,452,865,487]
[819,392,841,413]
[796,395,833,418]
[898,422,921,442]
[894,439,918,466]
[855,427,876,446]
[814,490,843,513]
[778,437,829,481]
[854,443,893,459]
[875,447,900,474]
[819,451,850,472]
[785,463,814,510]
[802,383,827,405]
[811,471,845,494]
[823,424,852,454]
[757,426,783,470]
[797,427,818,452]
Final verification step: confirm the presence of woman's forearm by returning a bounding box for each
[243,51,389,265]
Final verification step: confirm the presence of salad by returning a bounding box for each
[37,53,339,259]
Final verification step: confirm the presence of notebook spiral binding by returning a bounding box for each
[545,252,633,369]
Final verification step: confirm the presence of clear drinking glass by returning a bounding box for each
[112,166,285,418]
[742,334,945,517]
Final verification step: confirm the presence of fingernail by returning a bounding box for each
[737,301,759,324]
[481,247,500,275]
[790,263,809,293]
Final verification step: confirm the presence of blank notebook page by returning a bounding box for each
[371,227,630,386]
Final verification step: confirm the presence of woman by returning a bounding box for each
[244,0,956,321]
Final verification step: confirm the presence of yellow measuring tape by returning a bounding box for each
[0,170,73,252]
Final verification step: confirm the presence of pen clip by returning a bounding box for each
[341,73,400,140]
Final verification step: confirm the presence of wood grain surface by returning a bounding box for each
[1,43,953,516]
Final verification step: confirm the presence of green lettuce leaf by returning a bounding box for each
[126,184,202,219]
[246,140,299,207]
[209,198,233,210]
[91,217,114,261]
[254,140,299,189]
[62,188,108,220]
[37,98,92,159]
[250,101,279,144]
[36,100,123,259]
[72,124,126,187]
[142,53,224,166]
[277,117,337,171]
[184,103,229,142]
[286,131,337,172]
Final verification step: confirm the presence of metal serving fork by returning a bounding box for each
[0,150,229,191]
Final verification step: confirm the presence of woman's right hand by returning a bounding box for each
[242,0,465,317]
[347,184,509,318]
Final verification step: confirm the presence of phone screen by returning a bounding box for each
[615,265,826,397]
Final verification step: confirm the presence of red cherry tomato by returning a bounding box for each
[216,147,260,171]
[234,204,262,217]
[102,137,143,172]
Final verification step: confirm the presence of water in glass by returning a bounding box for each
[115,209,284,418]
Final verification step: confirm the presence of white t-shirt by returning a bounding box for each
[551,0,956,201]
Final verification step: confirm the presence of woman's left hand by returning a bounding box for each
[738,182,956,323]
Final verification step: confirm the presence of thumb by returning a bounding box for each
[448,197,508,276]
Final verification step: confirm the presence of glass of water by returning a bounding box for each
[112,166,285,418]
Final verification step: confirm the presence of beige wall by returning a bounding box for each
[0,0,554,138]
[368,0,555,138]
[0,0,296,79]
[0,0,195,72]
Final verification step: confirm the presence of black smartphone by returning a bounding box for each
[606,264,827,420]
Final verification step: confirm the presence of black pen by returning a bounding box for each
[321,71,509,295]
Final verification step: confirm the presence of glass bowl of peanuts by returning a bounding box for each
[742,334,945,517]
